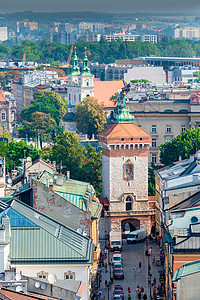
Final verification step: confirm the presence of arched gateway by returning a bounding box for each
[99,100,155,236]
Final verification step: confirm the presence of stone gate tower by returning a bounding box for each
[99,102,155,234]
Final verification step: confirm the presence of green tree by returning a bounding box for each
[75,97,107,138]
[0,125,12,142]
[159,128,200,166]
[21,90,67,125]
[51,131,86,179]
[81,144,102,197]
[0,140,39,171]
[110,92,118,105]
[18,112,56,141]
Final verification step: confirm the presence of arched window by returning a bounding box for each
[86,94,90,97]
[126,196,132,211]
[64,270,75,280]
[37,271,48,279]
[86,81,89,87]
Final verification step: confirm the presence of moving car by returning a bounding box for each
[127,230,146,243]
[113,268,124,279]
[113,295,122,300]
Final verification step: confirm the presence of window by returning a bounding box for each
[69,94,71,101]
[181,124,186,132]
[64,271,75,280]
[166,125,172,133]
[152,138,157,148]
[86,81,89,87]
[37,271,48,279]
[166,138,171,142]
[126,196,132,211]
[1,112,6,121]
[151,125,156,133]
[151,153,157,164]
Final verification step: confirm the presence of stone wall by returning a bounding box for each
[99,216,111,240]
[102,155,148,201]
[32,179,91,236]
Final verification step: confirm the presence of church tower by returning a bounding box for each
[99,100,155,234]
[67,47,94,112]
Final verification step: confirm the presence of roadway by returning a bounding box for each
[98,239,163,300]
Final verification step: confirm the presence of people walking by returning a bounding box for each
[149,247,153,256]
[139,261,142,269]
[152,255,155,265]
[143,293,147,300]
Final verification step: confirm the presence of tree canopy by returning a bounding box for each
[74,97,107,138]
[0,37,200,65]
[21,90,67,125]
[0,140,39,170]
[159,128,200,166]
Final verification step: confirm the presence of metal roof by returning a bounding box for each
[173,260,200,282]
[1,199,94,265]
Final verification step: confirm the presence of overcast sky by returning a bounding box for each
[1,0,200,14]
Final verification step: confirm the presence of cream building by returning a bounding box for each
[125,89,200,164]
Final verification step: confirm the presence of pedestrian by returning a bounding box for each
[100,294,103,300]
[138,292,142,299]
[153,277,156,285]
[105,280,107,287]
[152,256,155,265]
[134,265,137,271]
[148,264,151,272]
[149,247,153,256]
[105,262,107,273]
[103,297,106,300]
[139,261,142,269]
[143,293,147,300]
[128,295,131,300]
[136,285,140,295]
[128,287,131,294]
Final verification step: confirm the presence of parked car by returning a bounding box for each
[113,268,124,279]
[114,284,123,291]
[113,263,123,270]
[112,253,122,265]
[113,289,124,299]
[113,295,122,300]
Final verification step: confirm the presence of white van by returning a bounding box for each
[127,230,146,243]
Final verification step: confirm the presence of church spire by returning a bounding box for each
[70,47,80,75]
[81,47,92,75]
[115,93,134,123]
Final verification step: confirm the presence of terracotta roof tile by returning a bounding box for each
[99,122,151,139]
[94,80,124,108]
[0,92,9,105]
[0,287,45,300]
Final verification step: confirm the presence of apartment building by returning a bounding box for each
[174,27,200,40]
[105,33,158,43]
[0,27,8,42]
[124,85,200,164]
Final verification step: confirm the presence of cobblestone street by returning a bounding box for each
[97,239,163,300]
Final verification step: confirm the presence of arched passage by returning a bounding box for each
[121,218,140,238]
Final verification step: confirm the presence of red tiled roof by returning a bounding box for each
[0,287,45,300]
[99,123,151,139]
[0,92,9,105]
[31,157,54,169]
[94,80,124,108]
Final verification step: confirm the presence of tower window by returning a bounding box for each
[126,196,132,211]
[121,138,124,141]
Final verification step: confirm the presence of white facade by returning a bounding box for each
[0,27,8,42]
[105,33,157,43]
[67,74,94,109]
[13,264,91,300]
[124,66,166,84]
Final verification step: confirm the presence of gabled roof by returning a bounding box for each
[170,191,200,211]
[0,199,94,265]
[0,92,9,105]
[30,158,53,170]
[94,80,124,108]
[99,122,151,139]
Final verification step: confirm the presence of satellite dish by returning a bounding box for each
[7,178,12,184]
[15,273,21,281]
[16,285,23,292]
[48,273,57,284]
[41,283,46,290]
[35,282,40,288]
[77,228,82,234]
[83,231,87,236]
[49,178,53,184]
[27,157,32,162]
